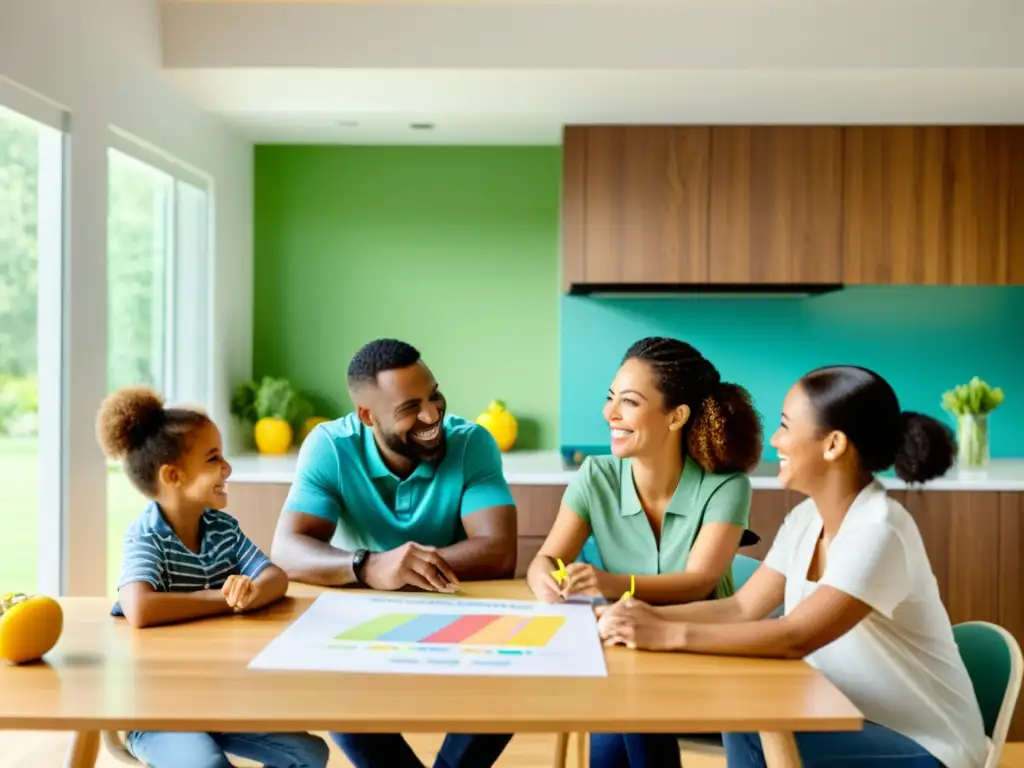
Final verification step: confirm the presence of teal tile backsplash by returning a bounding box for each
[559,286,1024,459]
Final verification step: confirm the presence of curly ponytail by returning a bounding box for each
[623,337,763,474]
[688,382,764,474]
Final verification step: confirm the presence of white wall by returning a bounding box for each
[0,0,253,595]
[162,0,1023,69]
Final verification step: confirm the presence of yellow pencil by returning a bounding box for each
[551,557,568,586]
[621,574,635,601]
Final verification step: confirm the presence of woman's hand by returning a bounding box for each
[531,570,565,604]
[562,562,618,599]
[596,598,682,651]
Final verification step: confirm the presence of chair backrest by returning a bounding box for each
[731,554,761,590]
[731,553,784,618]
[577,535,605,570]
[953,621,1023,762]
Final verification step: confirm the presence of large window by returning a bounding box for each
[0,100,65,594]
[106,141,211,593]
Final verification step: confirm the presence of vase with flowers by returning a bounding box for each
[941,376,1004,469]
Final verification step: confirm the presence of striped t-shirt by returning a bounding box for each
[111,502,271,616]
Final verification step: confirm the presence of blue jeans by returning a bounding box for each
[589,733,684,768]
[590,724,941,768]
[126,730,330,768]
[723,723,942,767]
[330,732,512,768]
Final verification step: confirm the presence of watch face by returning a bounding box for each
[354,549,368,571]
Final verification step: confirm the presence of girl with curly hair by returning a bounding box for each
[96,386,329,768]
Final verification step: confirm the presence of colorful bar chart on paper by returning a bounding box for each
[250,593,608,677]
[335,613,566,648]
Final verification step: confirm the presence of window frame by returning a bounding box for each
[102,129,215,595]
[105,127,214,410]
[0,80,218,598]
[0,77,70,597]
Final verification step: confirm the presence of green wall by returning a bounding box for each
[253,146,561,449]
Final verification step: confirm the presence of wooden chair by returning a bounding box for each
[953,621,1024,768]
[553,731,588,768]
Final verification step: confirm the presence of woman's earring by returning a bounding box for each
[824,451,835,460]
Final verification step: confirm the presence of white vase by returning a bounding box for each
[957,414,989,468]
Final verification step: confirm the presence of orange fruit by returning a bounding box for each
[0,593,63,665]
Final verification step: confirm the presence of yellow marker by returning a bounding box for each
[551,558,567,586]
[621,574,635,601]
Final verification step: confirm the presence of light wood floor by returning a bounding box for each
[0,732,1022,768]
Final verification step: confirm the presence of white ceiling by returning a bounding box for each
[165,69,1024,145]
[159,1,1024,144]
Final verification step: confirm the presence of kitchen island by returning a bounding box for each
[225,449,1024,738]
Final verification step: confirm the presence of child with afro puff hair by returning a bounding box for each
[96,385,329,768]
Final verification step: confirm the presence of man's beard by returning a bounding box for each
[382,427,447,465]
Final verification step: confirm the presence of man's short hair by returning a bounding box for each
[347,338,422,388]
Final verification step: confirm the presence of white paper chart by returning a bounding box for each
[248,592,608,677]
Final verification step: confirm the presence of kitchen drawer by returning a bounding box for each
[516,536,546,578]
[510,484,566,536]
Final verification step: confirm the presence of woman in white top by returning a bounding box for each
[596,365,988,768]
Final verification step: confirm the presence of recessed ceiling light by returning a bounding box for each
[409,122,435,131]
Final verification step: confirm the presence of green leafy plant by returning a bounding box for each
[942,376,1004,468]
[230,376,311,426]
[941,376,1004,417]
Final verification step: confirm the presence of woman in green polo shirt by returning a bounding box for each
[526,336,763,607]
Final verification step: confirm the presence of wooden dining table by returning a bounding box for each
[0,580,862,768]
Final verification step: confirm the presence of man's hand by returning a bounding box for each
[361,543,460,592]
[221,575,257,612]
[561,562,617,599]
[596,598,680,651]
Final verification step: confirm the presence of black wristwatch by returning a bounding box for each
[352,548,370,584]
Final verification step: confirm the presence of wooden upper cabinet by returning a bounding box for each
[843,127,948,283]
[947,127,1022,285]
[845,126,1024,285]
[1011,129,1024,284]
[708,127,843,284]
[563,124,1024,290]
[561,126,711,288]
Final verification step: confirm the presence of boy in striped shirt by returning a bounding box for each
[97,385,329,768]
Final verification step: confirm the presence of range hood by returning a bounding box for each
[567,282,844,300]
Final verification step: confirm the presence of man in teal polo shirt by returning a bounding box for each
[271,338,516,768]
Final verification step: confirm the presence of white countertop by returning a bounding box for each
[226,450,1024,492]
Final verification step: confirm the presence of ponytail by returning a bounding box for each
[623,337,764,476]
[894,411,955,484]
[687,382,764,475]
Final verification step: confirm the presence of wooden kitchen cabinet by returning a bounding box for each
[224,482,290,555]
[708,126,844,284]
[844,126,1024,285]
[947,127,1024,284]
[563,124,1024,289]
[509,484,564,576]
[843,126,948,283]
[562,126,711,289]
[563,125,843,289]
